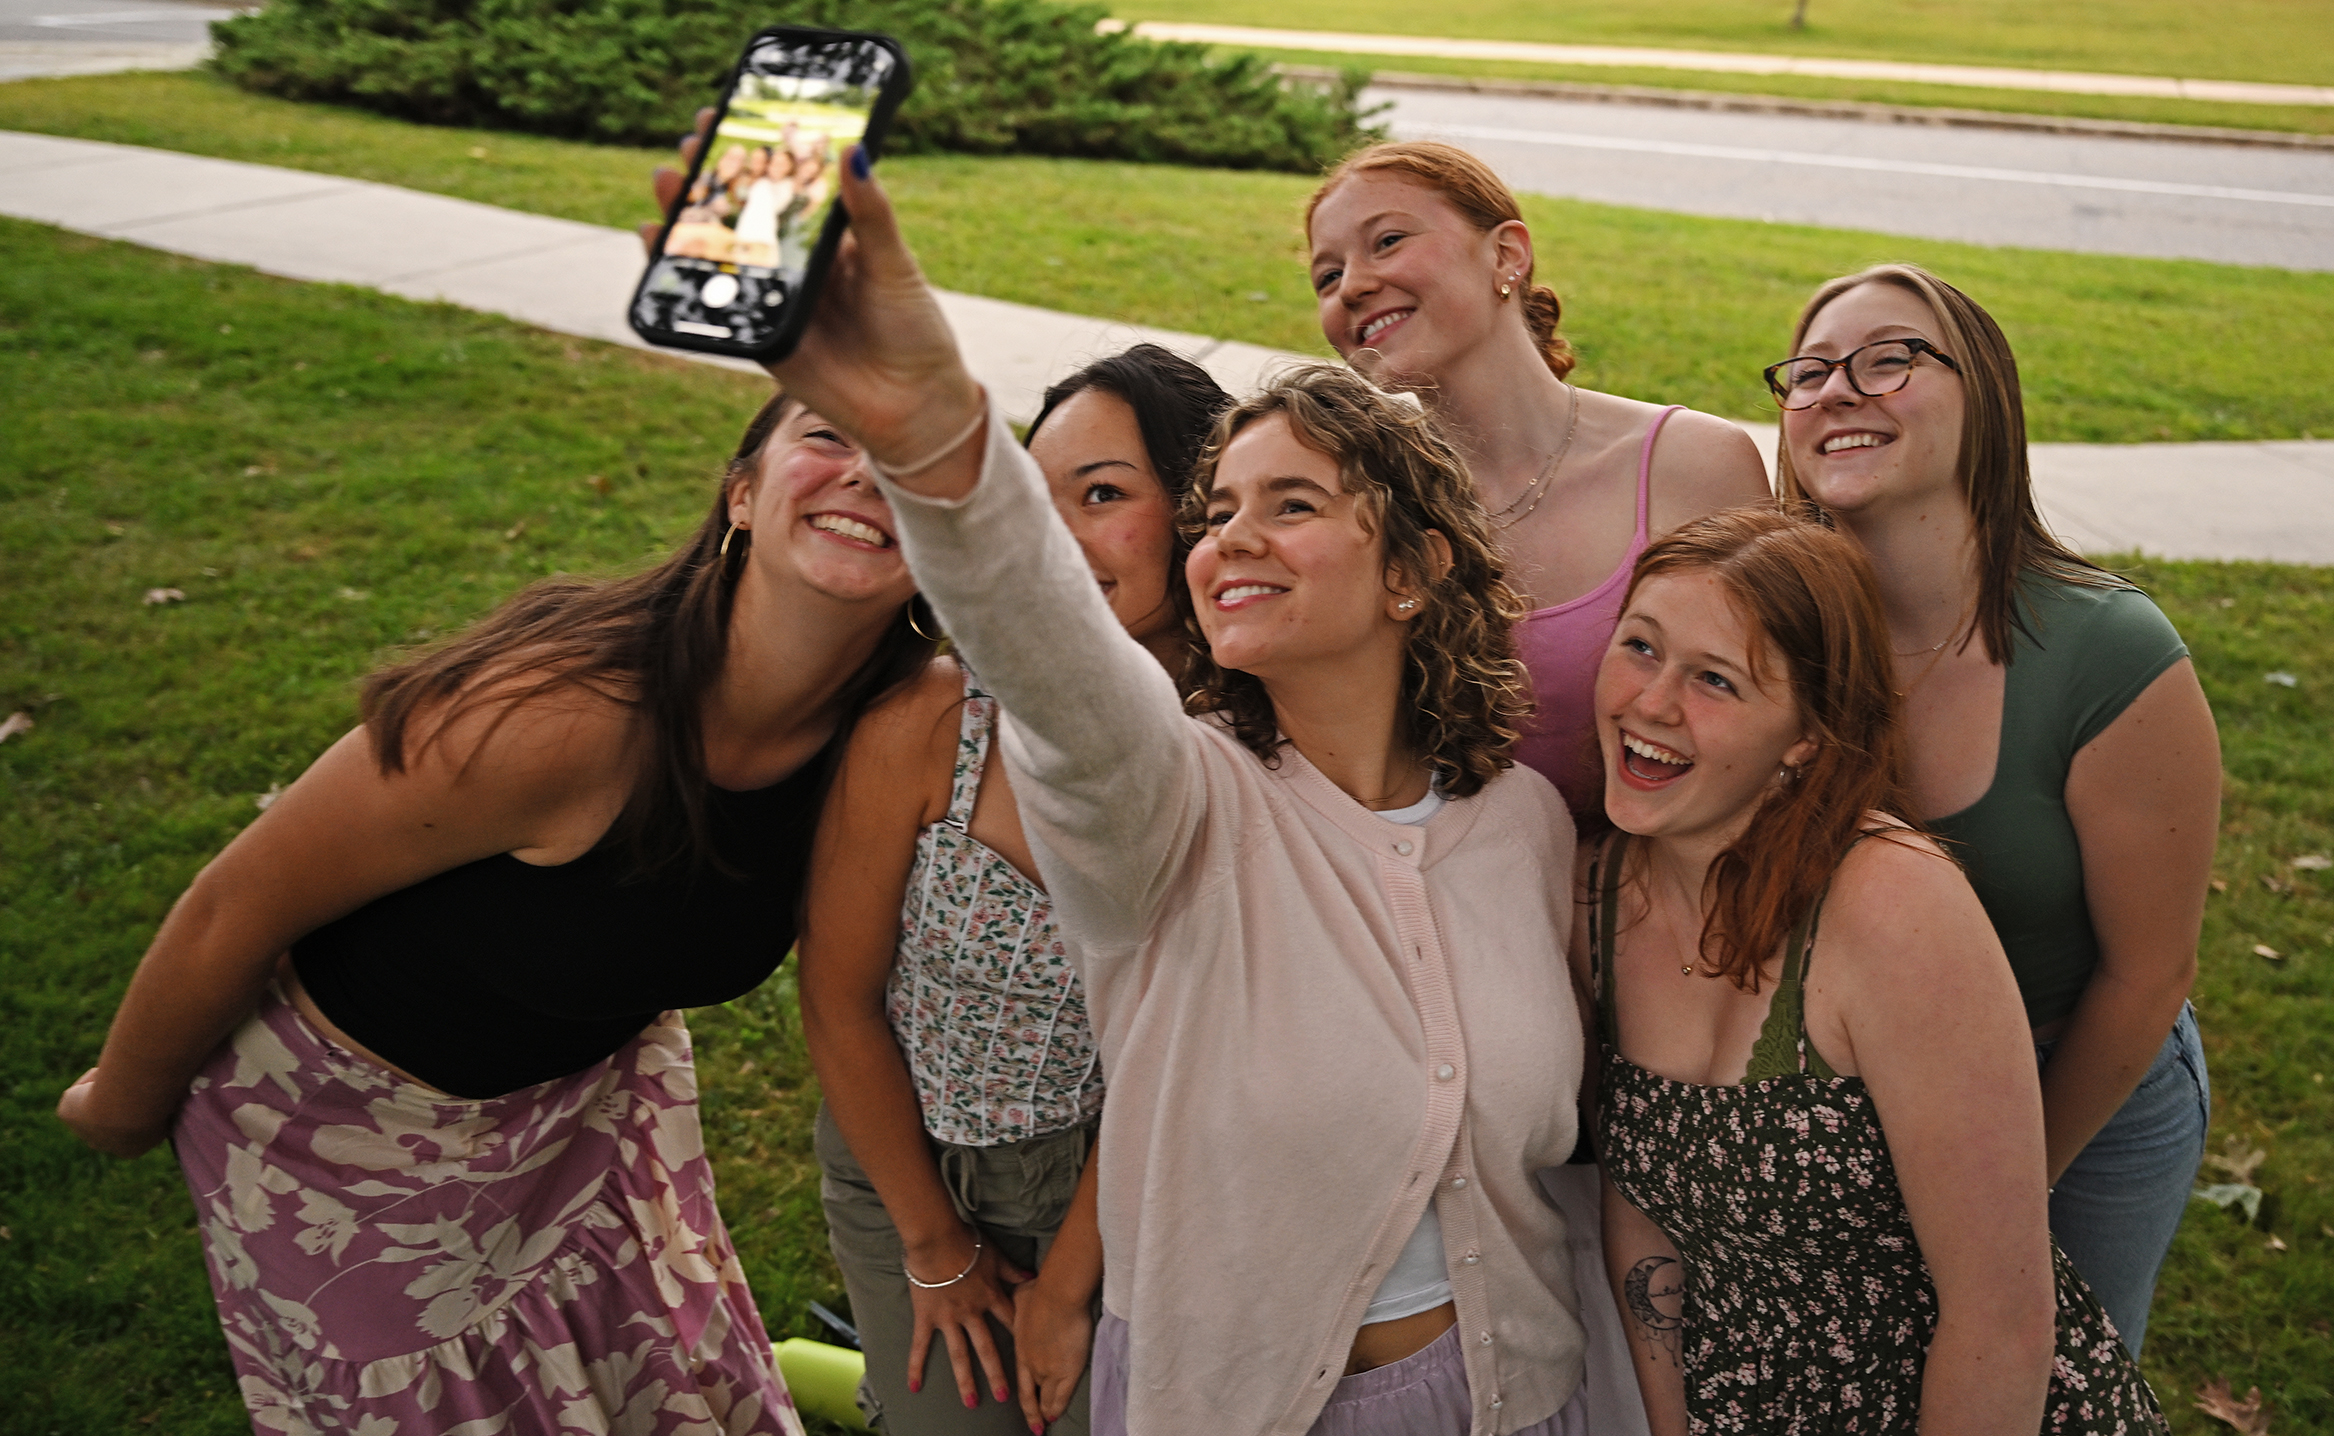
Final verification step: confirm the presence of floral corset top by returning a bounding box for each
[885,680,1105,1147]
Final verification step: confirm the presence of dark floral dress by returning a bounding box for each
[1591,837,2168,1433]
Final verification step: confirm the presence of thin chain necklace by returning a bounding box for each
[1891,607,1971,697]
[1489,382,1579,529]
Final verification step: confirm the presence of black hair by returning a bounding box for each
[1026,343,1232,504]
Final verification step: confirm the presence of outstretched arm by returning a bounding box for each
[763,151,1202,932]
[57,694,632,1154]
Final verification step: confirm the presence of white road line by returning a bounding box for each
[1410,121,2334,209]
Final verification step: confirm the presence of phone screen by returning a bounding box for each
[634,34,900,352]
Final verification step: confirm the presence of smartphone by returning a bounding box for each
[629,27,911,362]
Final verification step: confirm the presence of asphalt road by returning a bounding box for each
[1375,85,2334,272]
[0,0,234,82]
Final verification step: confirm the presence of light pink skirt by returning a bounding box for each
[173,985,801,1435]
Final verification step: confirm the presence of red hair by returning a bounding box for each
[1623,506,1923,990]
[1307,140,1575,379]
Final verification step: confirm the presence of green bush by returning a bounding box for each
[209,0,1379,171]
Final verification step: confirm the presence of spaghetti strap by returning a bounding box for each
[941,676,995,830]
[1634,405,1684,546]
[1591,833,1627,1043]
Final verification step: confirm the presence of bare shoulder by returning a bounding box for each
[1646,408,1772,527]
[392,662,639,800]
[1812,818,2002,989]
[843,654,969,758]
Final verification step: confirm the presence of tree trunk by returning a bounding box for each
[1790,0,1810,29]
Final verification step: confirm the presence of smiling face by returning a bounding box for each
[1027,388,1181,649]
[1186,413,1418,683]
[727,406,913,609]
[1307,173,1527,384]
[1781,281,1968,520]
[1597,570,1819,846]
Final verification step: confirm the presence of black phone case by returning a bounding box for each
[627,26,912,363]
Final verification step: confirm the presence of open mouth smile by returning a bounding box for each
[1819,431,1891,456]
[1619,729,1695,785]
[1357,309,1412,346]
[1213,582,1287,611]
[807,513,894,549]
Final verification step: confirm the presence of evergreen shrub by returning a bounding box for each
[210,0,1379,171]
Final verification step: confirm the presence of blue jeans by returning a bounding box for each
[2036,1001,2210,1356]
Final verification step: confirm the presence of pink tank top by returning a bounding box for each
[1513,405,1682,817]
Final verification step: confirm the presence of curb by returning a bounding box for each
[1279,66,2334,152]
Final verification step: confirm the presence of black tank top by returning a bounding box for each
[293,755,829,1098]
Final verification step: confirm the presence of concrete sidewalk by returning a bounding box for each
[1125,22,2334,108]
[3,129,2328,565]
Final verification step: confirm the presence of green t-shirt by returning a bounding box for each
[1928,574,2190,1027]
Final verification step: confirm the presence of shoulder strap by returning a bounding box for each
[1633,406,1684,546]
[1591,832,1627,1042]
[1764,834,1878,1081]
[942,682,995,829]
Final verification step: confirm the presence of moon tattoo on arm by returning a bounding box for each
[1623,1254,1686,1366]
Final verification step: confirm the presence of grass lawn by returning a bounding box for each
[7,71,2334,447]
[1255,50,2334,137]
[3,199,2334,1430]
[1110,0,2334,88]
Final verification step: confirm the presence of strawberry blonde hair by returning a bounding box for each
[1307,140,1576,379]
[1623,506,1924,990]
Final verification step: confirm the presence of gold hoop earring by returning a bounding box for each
[719,522,745,559]
[906,602,939,642]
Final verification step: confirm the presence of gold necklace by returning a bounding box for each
[1490,382,1579,529]
[1892,607,1972,697]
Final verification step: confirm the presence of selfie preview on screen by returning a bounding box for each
[632,34,899,354]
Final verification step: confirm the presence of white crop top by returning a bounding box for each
[1361,785,1456,1325]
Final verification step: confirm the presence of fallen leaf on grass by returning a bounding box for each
[254,783,282,811]
[2194,1182,2264,1223]
[2207,1138,2270,1185]
[2252,943,2284,963]
[584,475,611,496]
[504,520,528,541]
[0,712,30,744]
[2265,671,2298,687]
[2266,1234,2287,1251]
[2195,1377,2272,1435]
[2261,874,2294,896]
[142,588,185,605]
[2211,878,2229,893]
[2291,854,2331,871]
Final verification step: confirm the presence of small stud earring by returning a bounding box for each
[1498,282,1511,299]
[1396,599,1419,612]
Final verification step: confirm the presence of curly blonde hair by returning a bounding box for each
[1180,366,1532,798]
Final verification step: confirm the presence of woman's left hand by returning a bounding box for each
[56,1066,169,1158]
[1012,1273,1094,1433]
[762,146,984,482]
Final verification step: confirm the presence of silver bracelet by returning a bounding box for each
[868,397,987,481]
[905,1239,982,1290]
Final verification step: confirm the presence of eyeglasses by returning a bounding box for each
[1763,338,1961,410]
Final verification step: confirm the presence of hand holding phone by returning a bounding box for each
[630,28,912,362]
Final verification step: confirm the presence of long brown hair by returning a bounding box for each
[360,392,938,877]
[1773,264,2112,664]
[1307,140,1576,379]
[1181,365,1532,799]
[1623,506,1921,991]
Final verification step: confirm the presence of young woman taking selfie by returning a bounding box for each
[55,394,934,1434]
[1771,265,2218,1351]
[764,152,1592,1436]
[798,345,1228,1436]
[1582,507,2167,1432]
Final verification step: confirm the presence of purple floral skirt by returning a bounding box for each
[173,986,801,1435]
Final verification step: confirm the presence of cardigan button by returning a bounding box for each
[1462,1251,1480,1265]
[1434,1064,1455,1081]
[1479,1331,1494,1346]
[1393,838,1414,856]
[1452,1176,1468,1190]
[1491,1397,1504,1410]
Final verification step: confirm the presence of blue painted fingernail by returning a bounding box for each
[850,145,871,180]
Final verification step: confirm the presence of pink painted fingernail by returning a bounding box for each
[907,1381,920,1394]
[965,1394,977,1409]
[996,1387,1009,1403]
